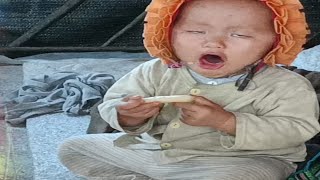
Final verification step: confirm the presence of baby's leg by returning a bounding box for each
[58,133,296,180]
[58,133,154,180]
[157,156,296,180]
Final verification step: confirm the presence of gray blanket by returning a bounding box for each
[4,72,115,125]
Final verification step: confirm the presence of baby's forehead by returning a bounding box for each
[175,0,274,29]
[178,20,269,33]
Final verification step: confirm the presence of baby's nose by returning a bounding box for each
[202,34,226,49]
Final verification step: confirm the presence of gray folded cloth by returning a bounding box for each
[4,72,115,125]
[87,99,120,134]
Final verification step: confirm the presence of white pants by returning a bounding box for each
[58,133,296,180]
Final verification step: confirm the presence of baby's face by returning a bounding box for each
[171,0,277,78]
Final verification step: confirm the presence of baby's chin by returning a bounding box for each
[187,65,231,78]
[186,61,248,78]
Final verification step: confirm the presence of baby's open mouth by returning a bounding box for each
[203,54,224,64]
[199,54,225,69]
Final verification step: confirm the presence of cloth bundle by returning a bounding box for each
[4,72,115,125]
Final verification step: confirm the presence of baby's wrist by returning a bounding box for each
[118,115,148,127]
[214,112,236,136]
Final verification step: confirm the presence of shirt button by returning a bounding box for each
[170,122,181,129]
[161,143,172,149]
[208,81,218,85]
[190,88,201,95]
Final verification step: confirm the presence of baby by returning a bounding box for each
[58,0,320,179]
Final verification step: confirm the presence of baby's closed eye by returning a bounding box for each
[185,30,206,34]
[230,33,252,38]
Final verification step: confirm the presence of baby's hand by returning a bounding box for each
[116,96,162,127]
[174,96,236,135]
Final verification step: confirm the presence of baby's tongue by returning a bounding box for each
[202,54,224,64]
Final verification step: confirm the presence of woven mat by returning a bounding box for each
[0,120,13,180]
[0,0,151,47]
[0,0,318,48]
[300,1,320,48]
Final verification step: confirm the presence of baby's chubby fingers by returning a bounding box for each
[125,101,162,114]
[116,95,163,116]
[192,96,220,108]
[173,102,198,112]
[174,96,220,110]
[117,96,144,110]
[120,104,161,119]
[141,106,162,118]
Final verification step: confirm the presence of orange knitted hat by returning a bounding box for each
[143,0,310,66]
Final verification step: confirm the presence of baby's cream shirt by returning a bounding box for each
[98,59,320,164]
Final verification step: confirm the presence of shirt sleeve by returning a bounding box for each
[220,85,320,150]
[97,59,164,135]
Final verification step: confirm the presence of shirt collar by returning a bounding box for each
[187,69,244,85]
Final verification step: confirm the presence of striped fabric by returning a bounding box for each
[58,133,296,180]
